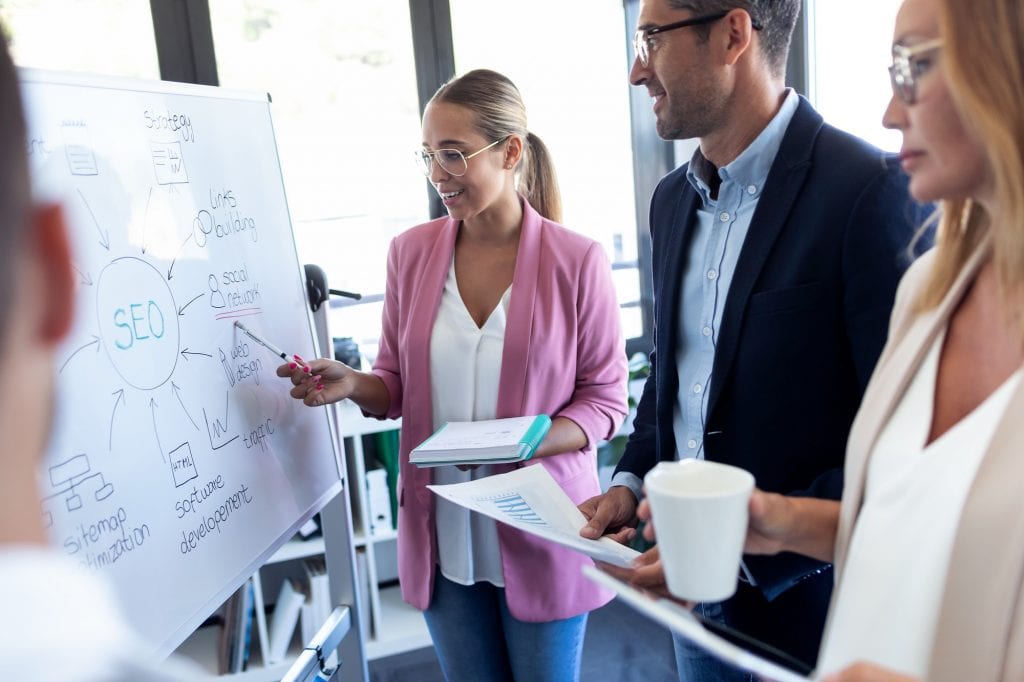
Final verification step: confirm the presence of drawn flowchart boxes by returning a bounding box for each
[41,453,115,527]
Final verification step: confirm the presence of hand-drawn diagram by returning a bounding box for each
[169,443,199,488]
[52,133,229,499]
[96,256,180,391]
[150,142,188,185]
[41,454,114,528]
[23,75,342,654]
[61,120,98,176]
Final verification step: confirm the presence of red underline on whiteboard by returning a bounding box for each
[215,308,263,320]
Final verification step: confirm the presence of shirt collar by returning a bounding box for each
[686,88,800,204]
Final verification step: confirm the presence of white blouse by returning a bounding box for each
[429,259,512,587]
[818,329,1022,677]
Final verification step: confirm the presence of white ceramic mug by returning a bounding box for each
[644,459,755,602]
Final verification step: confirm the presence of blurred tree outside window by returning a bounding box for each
[808,0,903,151]
[210,0,426,365]
[0,0,159,79]
[449,0,643,341]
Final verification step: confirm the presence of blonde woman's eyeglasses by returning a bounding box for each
[414,137,507,177]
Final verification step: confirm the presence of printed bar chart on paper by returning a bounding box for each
[428,465,640,567]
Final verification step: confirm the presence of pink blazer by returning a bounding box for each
[369,199,628,621]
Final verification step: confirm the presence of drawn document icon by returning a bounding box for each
[151,141,188,184]
[61,122,99,175]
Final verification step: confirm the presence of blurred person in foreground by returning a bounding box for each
[0,27,202,682]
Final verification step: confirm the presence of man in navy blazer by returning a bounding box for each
[580,0,929,678]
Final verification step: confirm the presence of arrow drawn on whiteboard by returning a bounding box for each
[72,265,93,286]
[141,186,153,254]
[166,232,193,280]
[180,347,213,362]
[177,293,203,316]
[171,381,199,431]
[59,334,100,373]
[75,188,110,250]
[150,397,166,462]
[108,388,125,450]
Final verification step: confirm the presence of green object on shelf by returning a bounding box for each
[598,434,629,469]
[374,429,400,529]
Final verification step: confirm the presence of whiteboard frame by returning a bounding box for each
[20,67,346,660]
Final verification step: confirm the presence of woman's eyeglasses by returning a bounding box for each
[414,137,507,177]
[889,38,943,105]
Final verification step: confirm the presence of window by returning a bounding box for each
[448,0,643,341]
[807,0,903,151]
[209,1,425,364]
[0,0,159,79]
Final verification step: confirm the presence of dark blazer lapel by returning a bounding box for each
[496,199,541,418]
[706,98,821,417]
[654,184,700,444]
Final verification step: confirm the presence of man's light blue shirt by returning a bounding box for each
[613,89,800,499]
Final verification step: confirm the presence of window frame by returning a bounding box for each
[149,0,218,85]
[144,0,822,359]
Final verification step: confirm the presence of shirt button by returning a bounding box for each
[693,383,702,393]
[702,326,712,337]
[746,184,757,195]
[687,439,697,449]
[719,211,730,222]
[707,269,717,280]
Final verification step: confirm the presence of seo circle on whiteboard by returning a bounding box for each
[96,257,180,390]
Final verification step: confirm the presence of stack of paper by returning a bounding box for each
[300,558,327,641]
[411,415,552,467]
[266,578,306,665]
[300,557,337,668]
[218,579,254,674]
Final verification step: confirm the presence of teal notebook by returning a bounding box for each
[410,415,552,467]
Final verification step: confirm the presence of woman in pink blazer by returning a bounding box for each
[279,69,628,681]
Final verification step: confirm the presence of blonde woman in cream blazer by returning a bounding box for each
[827,238,1024,682]
[629,0,1024,679]
[742,0,1024,678]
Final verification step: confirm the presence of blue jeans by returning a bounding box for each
[423,574,588,682]
[672,602,753,682]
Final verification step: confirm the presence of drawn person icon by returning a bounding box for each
[207,273,226,309]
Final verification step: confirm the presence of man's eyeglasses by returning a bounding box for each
[414,137,507,177]
[632,10,763,67]
[889,38,943,105]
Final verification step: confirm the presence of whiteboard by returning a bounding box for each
[19,69,343,657]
